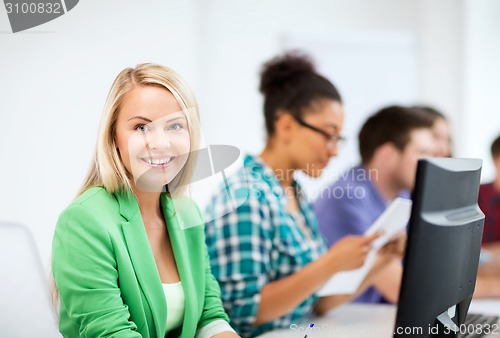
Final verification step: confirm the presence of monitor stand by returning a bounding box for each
[437,305,459,333]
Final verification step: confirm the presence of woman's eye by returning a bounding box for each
[135,124,150,132]
[168,123,184,131]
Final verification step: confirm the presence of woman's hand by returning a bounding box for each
[326,233,381,272]
[379,232,407,258]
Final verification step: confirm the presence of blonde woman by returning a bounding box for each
[51,64,239,338]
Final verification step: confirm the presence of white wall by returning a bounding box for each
[462,0,500,181]
[1,0,499,270]
[416,0,463,152]
[197,0,419,153]
[0,0,200,268]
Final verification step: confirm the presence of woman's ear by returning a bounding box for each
[376,142,400,169]
[274,111,295,143]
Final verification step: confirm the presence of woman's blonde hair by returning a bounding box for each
[79,63,200,196]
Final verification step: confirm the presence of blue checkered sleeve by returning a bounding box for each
[205,182,273,335]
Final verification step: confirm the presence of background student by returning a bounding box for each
[315,106,435,304]
[479,134,500,248]
[204,52,405,338]
[412,105,453,157]
[469,134,500,298]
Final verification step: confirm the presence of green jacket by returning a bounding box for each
[52,187,229,337]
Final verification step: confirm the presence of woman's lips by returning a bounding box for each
[140,156,175,168]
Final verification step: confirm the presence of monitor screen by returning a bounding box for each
[394,158,484,337]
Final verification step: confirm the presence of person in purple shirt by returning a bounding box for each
[315,106,435,304]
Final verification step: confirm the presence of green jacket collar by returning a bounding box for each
[115,190,197,337]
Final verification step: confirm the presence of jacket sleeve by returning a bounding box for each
[52,204,141,338]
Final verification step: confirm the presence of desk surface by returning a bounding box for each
[469,299,500,316]
[257,300,500,338]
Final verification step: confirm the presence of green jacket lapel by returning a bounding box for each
[116,190,167,337]
[161,194,198,337]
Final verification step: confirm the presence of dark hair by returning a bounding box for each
[358,105,434,164]
[259,51,342,136]
[411,105,447,123]
[491,135,500,158]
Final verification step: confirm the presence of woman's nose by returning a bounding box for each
[328,144,338,157]
[147,129,171,150]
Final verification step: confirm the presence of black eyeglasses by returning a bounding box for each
[293,115,346,148]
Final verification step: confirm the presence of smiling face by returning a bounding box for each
[289,98,345,177]
[114,85,191,192]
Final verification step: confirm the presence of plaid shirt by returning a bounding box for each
[205,155,327,337]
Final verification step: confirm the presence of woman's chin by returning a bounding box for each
[134,180,168,192]
[301,160,329,178]
[303,168,323,178]
[133,171,176,192]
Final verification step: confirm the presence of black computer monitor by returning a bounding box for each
[394,158,484,338]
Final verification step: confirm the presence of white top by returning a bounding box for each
[162,282,236,337]
[162,282,185,333]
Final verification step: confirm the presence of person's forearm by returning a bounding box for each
[313,293,354,316]
[372,260,403,303]
[474,275,500,298]
[254,254,341,325]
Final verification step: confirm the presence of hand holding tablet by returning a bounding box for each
[317,197,412,296]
